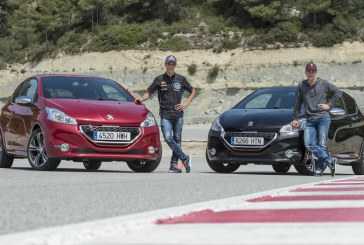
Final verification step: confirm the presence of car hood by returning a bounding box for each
[45,99,149,126]
[220,109,293,132]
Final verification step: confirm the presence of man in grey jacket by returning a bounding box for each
[292,63,342,176]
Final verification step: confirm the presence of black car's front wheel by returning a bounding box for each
[83,160,102,171]
[206,150,240,173]
[272,163,291,174]
[27,129,60,171]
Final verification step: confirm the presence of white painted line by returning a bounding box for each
[0,176,358,245]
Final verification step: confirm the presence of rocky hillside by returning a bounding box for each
[1,42,364,124]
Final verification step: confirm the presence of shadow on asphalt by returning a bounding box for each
[201,171,353,176]
[10,167,132,174]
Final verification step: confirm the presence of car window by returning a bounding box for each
[333,97,346,112]
[343,93,357,114]
[12,79,38,102]
[100,84,130,102]
[245,94,272,109]
[42,76,133,102]
[236,90,296,109]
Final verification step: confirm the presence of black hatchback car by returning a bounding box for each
[206,87,364,175]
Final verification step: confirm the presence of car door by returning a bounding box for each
[4,78,39,153]
[328,93,363,159]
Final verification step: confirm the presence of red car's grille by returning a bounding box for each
[80,125,141,145]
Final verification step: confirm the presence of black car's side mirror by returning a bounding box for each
[330,107,346,117]
[15,96,32,105]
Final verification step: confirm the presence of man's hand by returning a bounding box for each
[291,120,300,129]
[319,103,331,111]
[175,102,189,112]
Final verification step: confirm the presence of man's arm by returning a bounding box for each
[175,78,196,112]
[176,87,196,111]
[135,78,159,103]
[293,84,303,120]
[327,81,342,108]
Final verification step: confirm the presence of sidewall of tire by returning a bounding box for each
[272,163,291,173]
[352,142,364,175]
[206,150,240,173]
[0,131,14,168]
[127,151,162,173]
[27,129,60,171]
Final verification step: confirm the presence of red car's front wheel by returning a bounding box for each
[27,128,60,171]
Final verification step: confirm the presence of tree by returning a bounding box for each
[0,0,10,37]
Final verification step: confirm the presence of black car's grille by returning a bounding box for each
[223,131,277,149]
[80,125,141,145]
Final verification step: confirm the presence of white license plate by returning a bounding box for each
[231,137,264,146]
[94,131,131,141]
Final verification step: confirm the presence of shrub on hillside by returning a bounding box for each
[91,24,147,51]
[57,31,89,54]
[310,25,345,47]
[159,37,191,51]
[187,64,197,76]
[207,65,220,83]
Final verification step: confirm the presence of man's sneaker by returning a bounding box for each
[314,168,324,177]
[330,158,337,177]
[168,165,182,173]
[182,156,191,173]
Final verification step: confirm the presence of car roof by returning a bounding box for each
[33,73,109,80]
[254,86,297,92]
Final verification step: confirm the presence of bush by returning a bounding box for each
[207,65,220,83]
[187,64,197,76]
[159,37,191,51]
[57,31,89,54]
[0,60,7,70]
[221,36,241,50]
[91,24,147,51]
[310,25,345,47]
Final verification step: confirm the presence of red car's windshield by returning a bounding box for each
[42,76,133,102]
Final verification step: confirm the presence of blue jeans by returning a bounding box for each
[161,117,187,166]
[304,116,332,170]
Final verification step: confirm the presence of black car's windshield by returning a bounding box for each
[42,76,133,102]
[235,89,296,109]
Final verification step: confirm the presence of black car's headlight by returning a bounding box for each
[280,123,299,138]
[211,118,224,132]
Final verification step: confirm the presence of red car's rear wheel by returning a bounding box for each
[0,132,14,168]
[83,160,102,170]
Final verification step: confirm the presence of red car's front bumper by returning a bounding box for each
[42,121,161,161]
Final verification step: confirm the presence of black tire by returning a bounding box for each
[206,150,240,173]
[272,163,291,174]
[294,154,315,175]
[352,142,364,175]
[83,160,102,170]
[27,129,60,171]
[127,155,161,173]
[0,132,14,168]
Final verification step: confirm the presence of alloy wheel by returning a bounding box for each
[28,132,48,168]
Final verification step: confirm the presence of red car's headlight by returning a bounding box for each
[45,107,77,125]
[140,112,156,128]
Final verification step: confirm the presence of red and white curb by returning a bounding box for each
[1,176,364,245]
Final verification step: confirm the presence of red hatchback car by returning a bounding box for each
[0,75,162,172]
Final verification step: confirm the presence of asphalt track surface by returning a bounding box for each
[0,154,354,236]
